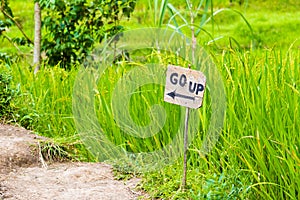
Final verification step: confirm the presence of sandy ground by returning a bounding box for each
[0,124,144,200]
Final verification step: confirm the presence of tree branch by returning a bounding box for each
[0,6,34,45]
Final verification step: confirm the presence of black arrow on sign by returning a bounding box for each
[167,90,195,101]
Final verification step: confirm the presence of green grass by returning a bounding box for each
[1,0,300,199]
[7,63,92,161]
[6,44,299,199]
[129,0,300,50]
[138,48,300,199]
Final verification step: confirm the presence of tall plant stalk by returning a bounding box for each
[33,1,41,74]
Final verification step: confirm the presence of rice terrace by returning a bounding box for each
[0,0,299,199]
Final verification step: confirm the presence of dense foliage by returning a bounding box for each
[0,68,15,118]
[39,0,136,69]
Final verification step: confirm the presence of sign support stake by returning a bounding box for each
[181,106,190,189]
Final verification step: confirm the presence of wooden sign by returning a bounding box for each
[164,65,206,109]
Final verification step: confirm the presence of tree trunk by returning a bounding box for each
[33,2,41,74]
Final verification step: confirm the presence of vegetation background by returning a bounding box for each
[0,0,299,199]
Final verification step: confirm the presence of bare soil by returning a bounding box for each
[0,124,144,200]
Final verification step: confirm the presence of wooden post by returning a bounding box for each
[182,106,190,189]
[181,64,192,189]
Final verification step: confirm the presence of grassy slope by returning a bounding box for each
[129,0,300,50]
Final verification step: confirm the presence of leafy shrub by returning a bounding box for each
[0,68,15,118]
[39,0,136,69]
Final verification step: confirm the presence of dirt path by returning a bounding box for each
[0,124,144,200]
